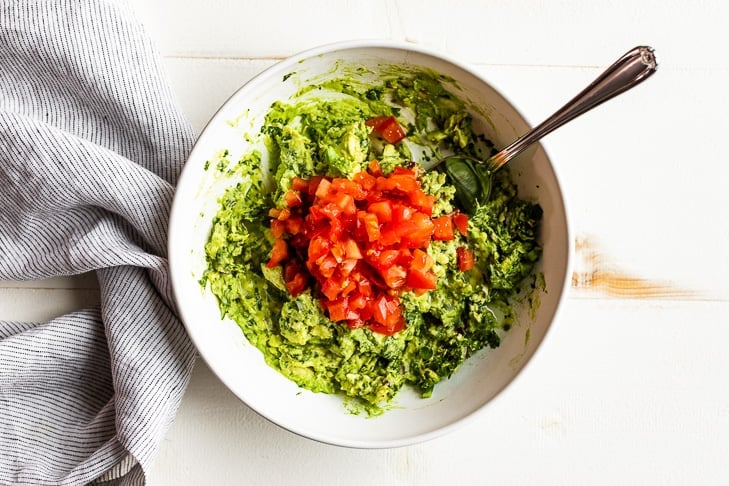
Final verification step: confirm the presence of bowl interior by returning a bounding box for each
[169,41,571,448]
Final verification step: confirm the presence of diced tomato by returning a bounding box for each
[370,318,405,336]
[266,159,475,335]
[379,120,406,144]
[270,219,286,238]
[372,294,398,326]
[291,177,310,192]
[410,248,434,273]
[409,189,436,215]
[314,178,332,199]
[403,212,435,248]
[276,208,291,221]
[356,276,372,297]
[432,215,455,241]
[326,298,349,322]
[333,192,356,215]
[321,278,342,301]
[340,278,357,296]
[331,178,367,200]
[347,318,367,329]
[457,247,475,271]
[285,216,305,235]
[340,258,359,277]
[308,175,324,196]
[406,268,437,290]
[352,171,376,191]
[266,239,288,268]
[368,159,383,176]
[453,211,469,236]
[376,173,418,193]
[284,189,303,208]
[368,200,393,223]
[365,116,389,129]
[343,239,363,260]
[308,236,330,263]
[367,248,399,271]
[370,294,405,335]
[396,248,414,267]
[381,264,407,289]
[285,271,308,297]
[349,292,367,311]
[358,211,380,242]
[391,203,414,222]
[317,254,338,278]
[366,116,407,144]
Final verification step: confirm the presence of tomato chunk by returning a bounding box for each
[454,211,469,236]
[267,239,288,268]
[266,159,473,335]
[406,268,437,290]
[457,247,475,271]
[291,176,310,192]
[366,116,407,144]
[284,189,303,208]
[432,215,455,241]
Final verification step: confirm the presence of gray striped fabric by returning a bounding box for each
[0,0,197,484]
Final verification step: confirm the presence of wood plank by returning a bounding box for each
[149,298,729,485]
[129,0,728,69]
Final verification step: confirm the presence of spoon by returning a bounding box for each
[434,46,658,208]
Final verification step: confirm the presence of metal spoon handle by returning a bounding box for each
[488,46,658,172]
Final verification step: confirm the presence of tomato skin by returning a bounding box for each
[315,178,332,199]
[308,236,331,264]
[432,215,455,241]
[358,211,381,242]
[267,238,289,268]
[331,178,367,200]
[409,189,436,215]
[368,200,393,223]
[270,219,286,238]
[406,268,437,290]
[457,246,475,271]
[284,189,303,208]
[285,216,305,235]
[381,264,407,289]
[367,159,383,176]
[366,116,407,144]
[411,248,434,272]
[376,173,418,193]
[325,297,349,322]
[291,176,310,192]
[453,211,469,236]
[321,277,341,301]
[307,175,324,196]
[285,271,308,297]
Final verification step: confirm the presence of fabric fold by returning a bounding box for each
[0,0,197,484]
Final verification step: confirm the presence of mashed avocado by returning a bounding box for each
[202,70,542,416]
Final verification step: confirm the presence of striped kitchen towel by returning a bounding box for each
[0,0,197,484]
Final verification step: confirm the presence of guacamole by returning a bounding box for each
[202,69,542,416]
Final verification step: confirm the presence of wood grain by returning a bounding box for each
[571,235,696,298]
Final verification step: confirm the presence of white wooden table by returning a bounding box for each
[3,1,728,484]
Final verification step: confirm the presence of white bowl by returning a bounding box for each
[168,40,572,448]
